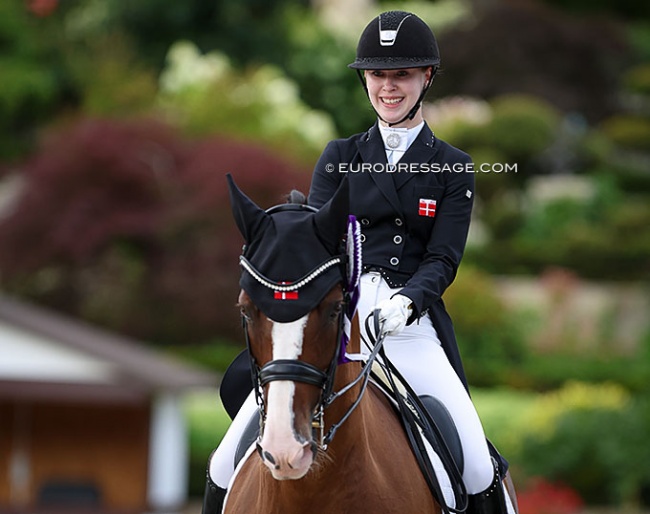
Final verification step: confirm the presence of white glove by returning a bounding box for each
[375,294,413,336]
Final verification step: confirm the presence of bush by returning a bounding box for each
[623,63,650,96]
[0,1,65,159]
[600,114,650,152]
[435,1,629,123]
[184,391,231,496]
[0,117,310,344]
[425,94,561,181]
[473,174,650,280]
[157,41,337,163]
[444,267,530,387]
[517,382,644,505]
[486,95,561,162]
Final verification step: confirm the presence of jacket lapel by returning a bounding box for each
[356,123,403,215]
[393,123,439,190]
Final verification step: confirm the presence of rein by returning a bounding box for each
[242,299,388,451]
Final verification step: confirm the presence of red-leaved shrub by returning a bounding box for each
[0,117,310,343]
[517,477,584,514]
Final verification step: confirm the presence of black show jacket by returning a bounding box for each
[308,122,474,390]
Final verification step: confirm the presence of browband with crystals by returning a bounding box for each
[239,255,343,292]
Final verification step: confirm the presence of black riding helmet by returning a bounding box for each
[349,11,440,126]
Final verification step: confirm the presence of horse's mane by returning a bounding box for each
[285,189,307,206]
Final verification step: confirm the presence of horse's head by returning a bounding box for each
[228,174,352,480]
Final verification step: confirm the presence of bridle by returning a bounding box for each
[238,209,382,450]
[241,294,388,451]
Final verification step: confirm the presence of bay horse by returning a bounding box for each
[224,174,442,514]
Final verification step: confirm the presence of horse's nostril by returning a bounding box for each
[257,442,279,467]
[263,450,277,466]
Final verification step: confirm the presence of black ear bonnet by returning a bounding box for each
[227,174,350,323]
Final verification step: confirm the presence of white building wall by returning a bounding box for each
[147,392,188,511]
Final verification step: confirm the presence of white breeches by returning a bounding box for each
[209,273,494,494]
[356,273,494,494]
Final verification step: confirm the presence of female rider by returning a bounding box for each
[202,11,509,514]
[308,10,509,514]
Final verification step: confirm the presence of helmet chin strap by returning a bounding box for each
[355,68,437,127]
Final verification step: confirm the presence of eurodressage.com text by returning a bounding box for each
[325,162,518,174]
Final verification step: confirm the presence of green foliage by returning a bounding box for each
[444,267,530,387]
[486,95,561,161]
[517,382,650,506]
[64,32,158,117]
[471,387,538,462]
[434,1,629,123]
[627,22,650,61]
[600,115,650,152]
[184,391,232,496]
[606,396,650,505]
[472,174,650,280]
[282,8,375,137]
[167,342,243,374]
[102,0,308,69]
[517,353,650,392]
[428,94,561,178]
[157,41,337,163]
[623,63,650,96]
[0,1,63,159]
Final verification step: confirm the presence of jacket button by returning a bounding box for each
[393,235,403,245]
[360,218,370,226]
[395,218,403,226]
[389,257,399,266]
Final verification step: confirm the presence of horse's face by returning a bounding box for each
[238,285,344,480]
[227,173,350,480]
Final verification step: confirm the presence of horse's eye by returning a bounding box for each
[330,301,343,319]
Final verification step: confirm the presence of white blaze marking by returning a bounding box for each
[265,315,309,439]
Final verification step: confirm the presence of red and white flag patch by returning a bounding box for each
[274,282,298,300]
[418,198,437,218]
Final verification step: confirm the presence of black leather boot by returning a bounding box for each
[467,459,508,514]
[202,468,227,514]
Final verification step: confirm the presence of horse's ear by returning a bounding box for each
[313,177,349,254]
[227,173,270,243]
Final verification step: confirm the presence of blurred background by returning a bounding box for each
[0,0,649,513]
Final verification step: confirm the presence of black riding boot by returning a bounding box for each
[202,469,227,514]
[467,460,508,514]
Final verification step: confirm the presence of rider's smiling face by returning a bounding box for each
[364,67,431,128]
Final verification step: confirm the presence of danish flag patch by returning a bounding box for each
[418,198,437,218]
[274,282,298,300]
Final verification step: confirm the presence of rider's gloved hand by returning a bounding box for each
[374,294,413,336]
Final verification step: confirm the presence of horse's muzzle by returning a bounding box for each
[256,438,317,480]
